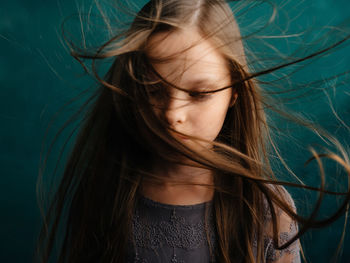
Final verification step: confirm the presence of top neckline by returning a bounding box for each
[139,194,214,210]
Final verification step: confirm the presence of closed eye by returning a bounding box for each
[188,91,211,101]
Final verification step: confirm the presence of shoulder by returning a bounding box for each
[263,185,301,263]
[263,184,298,235]
[263,184,297,219]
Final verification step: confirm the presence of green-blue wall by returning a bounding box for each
[1,0,349,262]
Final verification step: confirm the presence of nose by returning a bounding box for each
[164,90,187,126]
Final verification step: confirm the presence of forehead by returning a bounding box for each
[145,29,231,86]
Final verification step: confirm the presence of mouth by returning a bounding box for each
[177,134,189,140]
[172,132,190,140]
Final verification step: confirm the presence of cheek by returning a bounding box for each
[192,93,231,140]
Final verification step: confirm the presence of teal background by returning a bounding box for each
[1,0,349,262]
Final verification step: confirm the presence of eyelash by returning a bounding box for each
[147,87,211,101]
[188,91,211,101]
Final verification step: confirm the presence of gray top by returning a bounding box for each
[127,193,301,263]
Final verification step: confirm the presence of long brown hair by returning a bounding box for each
[36,0,350,262]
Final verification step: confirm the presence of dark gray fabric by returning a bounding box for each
[127,193,301,263]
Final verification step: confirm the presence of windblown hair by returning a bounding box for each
[36,0,350,262]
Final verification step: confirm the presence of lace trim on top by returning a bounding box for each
[139,195,213,210]
[128,196,217,263]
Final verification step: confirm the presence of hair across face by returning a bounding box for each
[122,0,254,161]
[146,28,237,148]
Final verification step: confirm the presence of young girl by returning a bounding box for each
[37,0,350,262]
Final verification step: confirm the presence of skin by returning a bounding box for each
[141,28,238,205]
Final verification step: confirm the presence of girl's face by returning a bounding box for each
[146,28,235,147]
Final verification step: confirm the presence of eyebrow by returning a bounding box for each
[184,78,217,91]
[185,78,233,93]
[186,78,216,86]
[150,73,233,94]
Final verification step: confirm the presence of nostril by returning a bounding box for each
[165,108,186,126]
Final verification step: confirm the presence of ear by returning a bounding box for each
[229,92,238,107]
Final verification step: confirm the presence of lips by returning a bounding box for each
[170,131,190,140]
[176,134,189,140]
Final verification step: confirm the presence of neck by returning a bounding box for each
[140,160,214,205]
